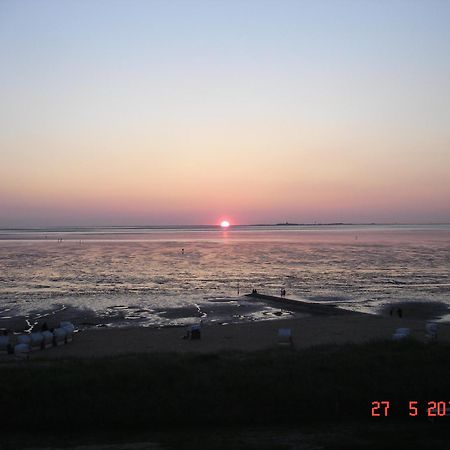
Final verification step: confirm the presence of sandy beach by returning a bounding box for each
[1,291,449,362]
[7,310,446,360]
[2,294,449,361]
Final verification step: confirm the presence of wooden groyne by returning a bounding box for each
[245,292,355,316]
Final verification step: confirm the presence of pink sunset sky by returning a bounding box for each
[1,1,449,226]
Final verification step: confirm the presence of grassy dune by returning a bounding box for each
[1,340,449,432]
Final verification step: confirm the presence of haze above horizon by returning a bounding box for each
[1,0,449,227]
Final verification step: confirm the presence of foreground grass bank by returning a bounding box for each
[1,340,449,431]
[2,422,450,450]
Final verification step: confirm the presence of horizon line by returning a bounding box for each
[1,222,450,231]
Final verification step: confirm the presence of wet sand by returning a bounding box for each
[379,301,450,320]
[0,299,296,333]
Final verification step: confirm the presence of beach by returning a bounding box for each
[1,301,446,361]
[40,315,450,359]
[2,287,449,361]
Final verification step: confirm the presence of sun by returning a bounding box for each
[220,220,230,228]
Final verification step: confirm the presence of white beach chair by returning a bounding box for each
[42,330,53,348]
[278,328,293,346]
[14,343,30,360]
[53,327,68,346]
[30,332,44,351]
[17,334,32,346]
[392,327,411,341]
[0,335,11,354]
[60,321,75,343]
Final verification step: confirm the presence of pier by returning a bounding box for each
[245,292,356,316]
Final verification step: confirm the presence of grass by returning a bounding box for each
[1,340,449,433]
[2,422,450,450]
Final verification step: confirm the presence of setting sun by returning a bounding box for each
[220,220,230,228]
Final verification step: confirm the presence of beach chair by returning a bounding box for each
[190,324,201,340]
[0,335,11,354]
[425,322,437,341]
[30,332,44,351]
[17,334,31,346]
[60,321,75,343]
[392,328,411,341]
[277,328,293,346]
[14,343,30,360]
[42,330,53,348]
[53,327,68,346]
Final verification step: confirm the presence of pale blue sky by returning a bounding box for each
[1,0,449,225]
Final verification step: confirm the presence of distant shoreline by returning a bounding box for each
[1,222,449,232]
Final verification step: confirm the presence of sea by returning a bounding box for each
[0,224,449,328]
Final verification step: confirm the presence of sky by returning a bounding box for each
[1,0,449,226]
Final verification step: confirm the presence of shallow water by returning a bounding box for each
[0,224,449,327]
